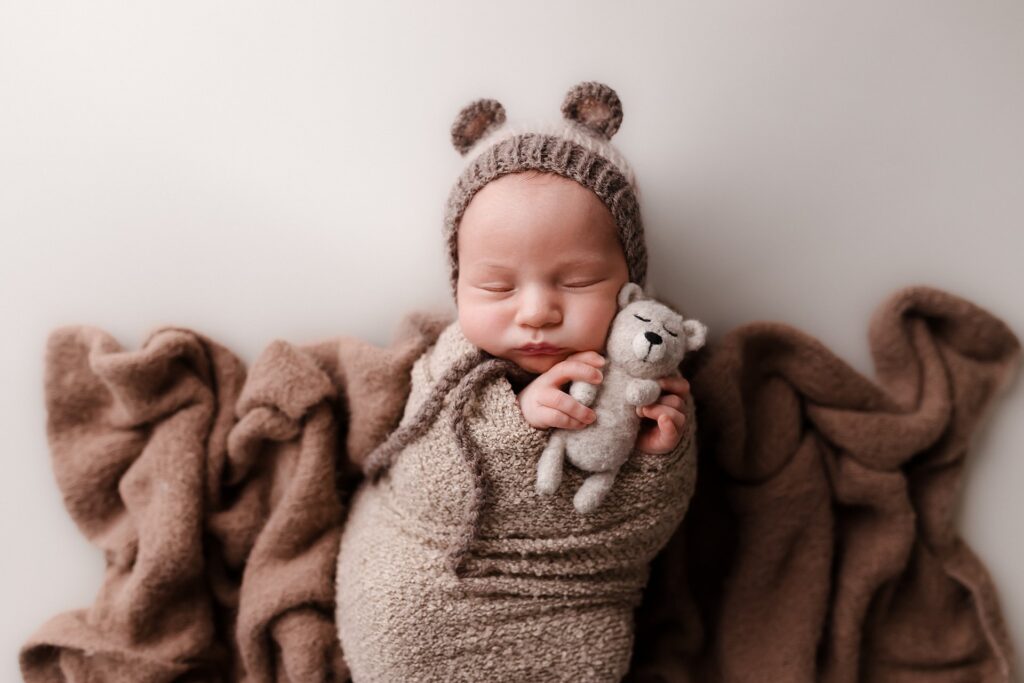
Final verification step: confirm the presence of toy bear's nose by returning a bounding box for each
[644,331,663,345]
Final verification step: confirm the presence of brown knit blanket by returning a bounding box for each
[20,285,1019,682]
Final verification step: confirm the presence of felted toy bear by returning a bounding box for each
[535,282,708,514]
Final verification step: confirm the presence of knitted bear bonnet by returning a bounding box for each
[444,81,647,300]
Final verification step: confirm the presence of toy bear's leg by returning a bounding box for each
[535,433,566,496]
[573,470,618,514]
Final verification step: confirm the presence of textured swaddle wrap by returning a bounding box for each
[335,320,697,682]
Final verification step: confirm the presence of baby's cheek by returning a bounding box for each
[595,294,623,346]
[457,302,505,353]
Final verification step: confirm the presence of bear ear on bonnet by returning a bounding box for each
[450,81,625,156]
[450,98,506,155]
[561,81,623,140]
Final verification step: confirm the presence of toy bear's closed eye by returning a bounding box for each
[535,282,707,514]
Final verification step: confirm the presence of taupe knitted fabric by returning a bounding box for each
[22,288,1020,681]
[335,320,698,682]
[444,81,647,299]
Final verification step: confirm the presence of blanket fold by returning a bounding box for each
[20,285,1020,682]
[21,325,245,681]
[628,285,1020,683]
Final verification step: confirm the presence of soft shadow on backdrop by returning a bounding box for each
[1,2,1021,678]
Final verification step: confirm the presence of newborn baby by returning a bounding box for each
[460,171,691,457]
[335,82,699,682]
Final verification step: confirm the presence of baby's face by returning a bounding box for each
[456,172,630,374]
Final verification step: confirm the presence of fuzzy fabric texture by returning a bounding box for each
[536,282,708,514]
[335,319,698,682]
[19,311,452,682]
[19,285,1022,682]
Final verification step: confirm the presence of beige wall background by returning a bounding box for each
[2,1,1021,678]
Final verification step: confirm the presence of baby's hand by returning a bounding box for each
[635,374,691,455]
[516,351,605,430]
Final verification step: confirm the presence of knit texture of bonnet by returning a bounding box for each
[443,81,647,300]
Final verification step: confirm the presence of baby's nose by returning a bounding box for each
[644,331,663,345]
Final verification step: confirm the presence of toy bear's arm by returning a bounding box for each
[625,378,661,406]
[569,380,599,407]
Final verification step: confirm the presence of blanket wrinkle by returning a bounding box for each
[22,324,245,681]
[627,284,1019,683]
[20,285,1020,683]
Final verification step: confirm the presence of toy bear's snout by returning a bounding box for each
[633,330,669,363]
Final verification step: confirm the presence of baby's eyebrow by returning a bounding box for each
[468,256,607,272]
[471,260,515,271]
[557,257,607,269]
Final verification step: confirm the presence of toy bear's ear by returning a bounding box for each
[617,282,645,309]
[682,320,708,351]
[561,81,623,140]
[451,98,506,155]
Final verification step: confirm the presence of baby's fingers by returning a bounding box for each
[541,389,596,425]
[636,395,686,418]
[637,403,686,432]
[544,359,604,389]
[635,404,687,454]
[635,377,690,418]
[535,405,589,430]
[658,375,691,397]
[656,393,685,410]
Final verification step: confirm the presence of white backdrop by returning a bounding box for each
[2,1,1021,678]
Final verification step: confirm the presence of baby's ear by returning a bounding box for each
[450,98,506,155]
[682,320,708,351]
[617,282,645,309]
[561,81,624,140]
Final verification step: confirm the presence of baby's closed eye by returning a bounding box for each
[562,277,606,289]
